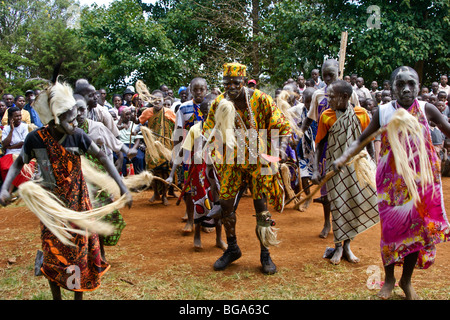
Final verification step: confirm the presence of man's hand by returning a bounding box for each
[122,191,133,209]
[0,189,11,206]
[165,176,173,185]
[127,148,138,160]
[332,157,346,173]
[311,170,321,185]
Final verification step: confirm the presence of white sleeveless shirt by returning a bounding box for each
[378,99,427,127]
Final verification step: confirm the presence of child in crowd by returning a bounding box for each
[313,80,378,265]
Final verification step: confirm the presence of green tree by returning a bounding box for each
[79,0,184,92]
[263,0,449,87]
[146,0,275,88]
[0,0,94,95]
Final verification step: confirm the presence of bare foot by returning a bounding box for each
[202,226,214,233]
[377,278,396,300]
[330,246,343,265]
[319,225,330,238]
[343,245,360,263]
[162,197,169,206]
[299,199,311,212]
[194,238,202,251]
[183,221,193,233]
[149,193,160,203]
[399,278,420,300]
[181,212,188,222]
[292,200,302,211]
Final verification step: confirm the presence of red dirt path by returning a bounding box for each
[2,177,450,299]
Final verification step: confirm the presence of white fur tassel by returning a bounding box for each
[214,98,236,147]
[17,180,129,247]
[386,108,434,204]
[255,211,280,248]
[33,80,76,125]
[80,156,156,198]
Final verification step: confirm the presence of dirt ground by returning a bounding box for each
[1,176,450,300]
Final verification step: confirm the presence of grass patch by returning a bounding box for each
[1,257,450,300]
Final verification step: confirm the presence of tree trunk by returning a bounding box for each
[251,0,260,79]
[414,60,424,86]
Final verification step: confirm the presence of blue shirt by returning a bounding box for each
[24,104,43,127]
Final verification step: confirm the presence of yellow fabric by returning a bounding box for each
[202,90,291,212]
[223,62,247,77]
[2,109,31,126]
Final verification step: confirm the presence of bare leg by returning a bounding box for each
[161,182,169,206]
[149,181,161,203]
[213,199,241,270]
[183,193,194,233]
[298,177,312,211]
[74,291,83,300]
[319,199,331,238]
[377,263,396,299]
[214,218,227,250]
[99,237,106,262]
[49,280,62,300]
[330,242,343,265]
[194,222,202,251]
[343,239,360,263]
[399,251,420,300]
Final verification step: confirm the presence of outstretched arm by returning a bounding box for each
[166,146,184,185]
[279,135,291,162]
[87,143,133,208]
[300,117,313,138]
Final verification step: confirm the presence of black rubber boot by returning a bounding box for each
[260,249,277,275]
[213,237,242,271]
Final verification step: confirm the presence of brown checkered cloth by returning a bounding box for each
[325,106,379,243]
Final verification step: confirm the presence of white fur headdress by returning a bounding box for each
[33,61,76,125]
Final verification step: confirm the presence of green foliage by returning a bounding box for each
[263,0,449,87]
[0,0,448,95]
[79,0,184,93]
[0,0,94,94]
[147,0,252,88]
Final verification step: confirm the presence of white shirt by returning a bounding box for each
[438,84,450,96]
[378,100,427,127]
[355,86,373,100]
[2,122,29,155]
[175,100,202,129]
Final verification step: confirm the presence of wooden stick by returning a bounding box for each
[284,181,314,206]
[297,127,384,205]
[152,176,182,193]
[338,31,348,80]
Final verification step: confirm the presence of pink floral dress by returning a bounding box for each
[377,99,450,268]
